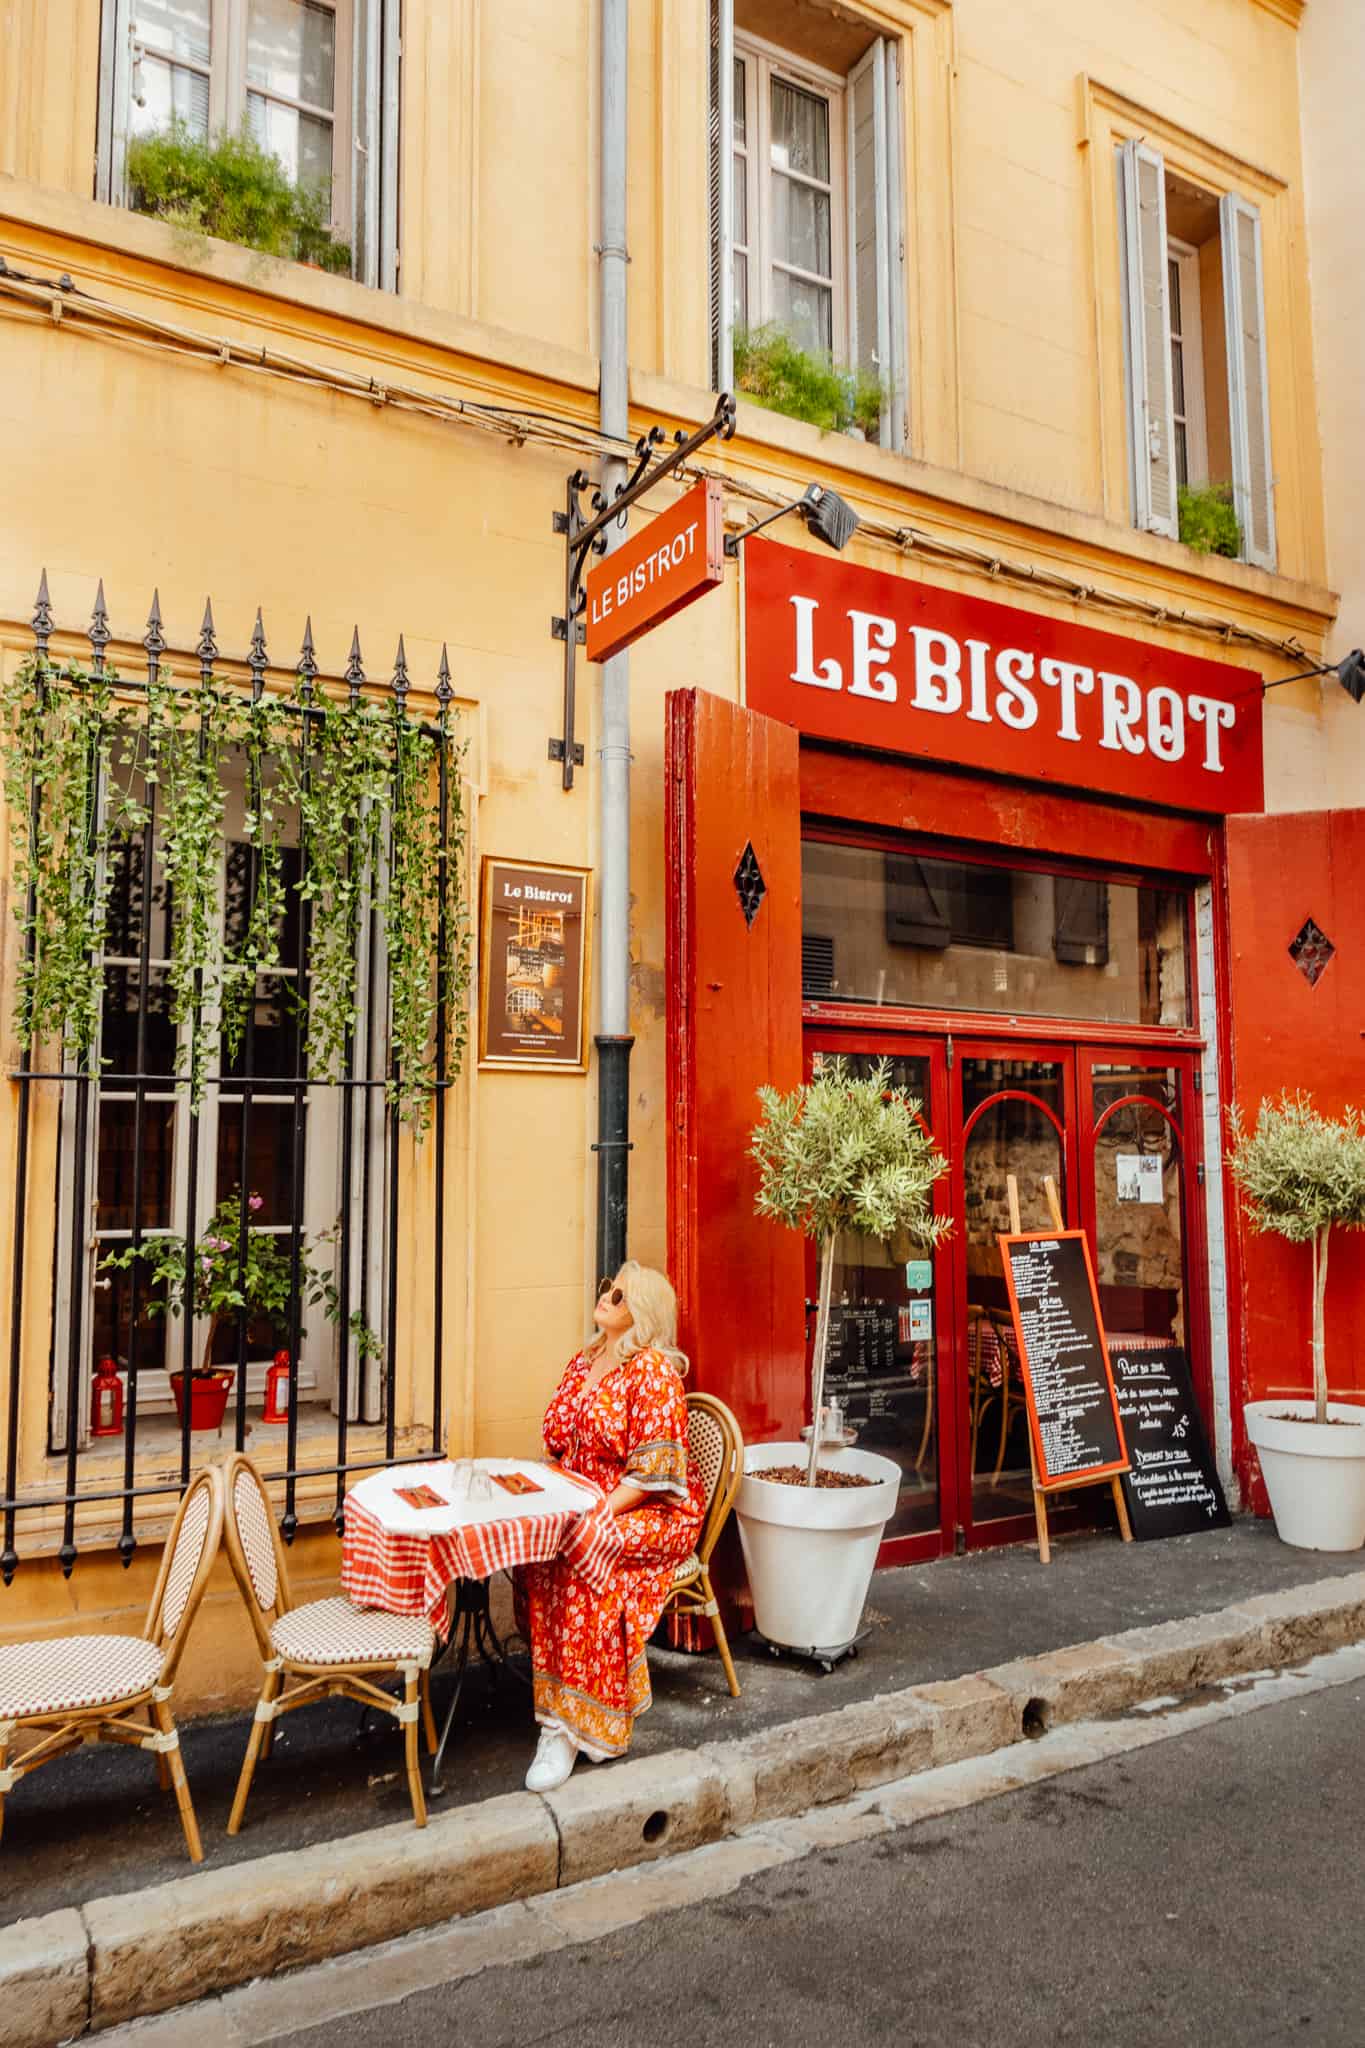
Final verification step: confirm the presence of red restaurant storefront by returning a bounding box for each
[666,537,1365,1575]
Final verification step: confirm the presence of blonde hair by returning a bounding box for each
[594,1261,690,1378]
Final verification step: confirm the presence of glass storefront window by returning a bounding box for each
[801,841,1190,1028]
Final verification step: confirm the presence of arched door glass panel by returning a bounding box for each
[1090,1066,1186,1354]
[961,1058,1066,1526]
[810,1051,943,1544]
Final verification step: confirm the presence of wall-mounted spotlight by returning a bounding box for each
[1263,648,1365,704]
[724,481,860,559]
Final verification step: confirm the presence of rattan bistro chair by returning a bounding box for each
[221,1453,439,1833]
[659,1391,744,1699]
[0,1465,223,1862]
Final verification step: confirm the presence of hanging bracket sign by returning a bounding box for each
[584,478,726,663]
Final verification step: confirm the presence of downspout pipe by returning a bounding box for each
[594,0,633,1282]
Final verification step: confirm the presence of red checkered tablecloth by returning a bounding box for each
[340,1460,613,1628]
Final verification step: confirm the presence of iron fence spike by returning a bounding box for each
[298,615,317,700]
[88,580,112,671]
[196,595,218,671]
[143,588,166,661]
[436,643,453,704]
[32,569,54,649]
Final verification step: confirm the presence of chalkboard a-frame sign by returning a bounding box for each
[997,1230,1130,1489]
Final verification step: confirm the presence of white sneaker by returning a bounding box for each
[525,1727,578,1792]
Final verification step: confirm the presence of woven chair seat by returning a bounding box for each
[270,1596,436,1670]
[0,1634,163,1719]
[672,1552,701,1585]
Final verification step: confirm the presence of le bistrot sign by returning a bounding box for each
[744,538,1264,813]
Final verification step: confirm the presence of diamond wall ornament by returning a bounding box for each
[1289,917,1335,988]
[734,841,766,928]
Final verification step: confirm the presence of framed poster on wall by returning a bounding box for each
[478,859,591,1071]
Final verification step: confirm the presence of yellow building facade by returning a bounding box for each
[0,0,1347,1710]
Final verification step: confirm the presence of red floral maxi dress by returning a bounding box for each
[520,1346,705,1759]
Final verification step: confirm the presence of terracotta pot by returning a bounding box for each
[169,1370,233,1432]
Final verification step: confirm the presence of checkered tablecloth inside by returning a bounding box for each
[340,1459,604,1627]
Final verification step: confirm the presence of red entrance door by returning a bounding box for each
[803,1028,1207,1561]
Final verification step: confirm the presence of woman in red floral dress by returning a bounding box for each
[520,1263,704,1791]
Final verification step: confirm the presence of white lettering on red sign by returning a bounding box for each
[589,521,700,628]
[785,597,1237,774]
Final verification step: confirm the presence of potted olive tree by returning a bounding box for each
[1229,1093,1365,1550]
[740,1057,950,1656]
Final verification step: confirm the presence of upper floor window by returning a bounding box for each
[95,0,400,290]
[1117,141,1275,571]
[711,2,908,452]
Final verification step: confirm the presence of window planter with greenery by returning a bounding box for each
[733,326,886,443]
[125,121,351,274]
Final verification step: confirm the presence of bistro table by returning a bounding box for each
[341,1456,602,1793]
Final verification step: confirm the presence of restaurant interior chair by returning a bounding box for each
[660,1391,745,1699]
[968,1306,1020,1485]
[220,1452,438,1833]
[0,1464,223,1862]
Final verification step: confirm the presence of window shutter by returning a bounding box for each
[1117,140,1177,540]
[1220,192,1276,571]
[881,39,909,454]
[885,856,951,950]
[1053,877,1110,967]
[708,0,735,393]
[847,38,905,451]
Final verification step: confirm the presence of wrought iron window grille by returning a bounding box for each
[2,581,467,1585]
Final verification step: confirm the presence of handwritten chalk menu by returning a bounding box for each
[1111,1343,1230,1540]
[823,1301,899,1379]
[821,1298,921,1429]
[998,1232,1129,1487]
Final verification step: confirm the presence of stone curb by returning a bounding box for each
[4,1568,1362,2046]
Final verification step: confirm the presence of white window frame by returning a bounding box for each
[1167,237,1208,492]
[97,0,400,290]
[734,31,850,366]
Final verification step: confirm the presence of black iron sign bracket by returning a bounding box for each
[549,392,736,791]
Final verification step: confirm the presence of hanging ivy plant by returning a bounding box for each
[1,649,470,1131]
[152,670,237,1107]
[220,689,289,1064]
[293,695,391,1080]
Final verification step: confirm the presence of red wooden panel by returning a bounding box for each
[1224,808,1365,1507]
[666,688,806,1444]
[799,747,1216,879]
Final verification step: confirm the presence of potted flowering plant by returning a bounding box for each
[1228,1094,1365,1550]
[102,1191,369,1430]
[741,1058,951,1656]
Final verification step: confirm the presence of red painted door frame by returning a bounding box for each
[803,1020,1212,1560]
[799,1027,959,1567]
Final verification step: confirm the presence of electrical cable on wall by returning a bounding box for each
[0,255,1318,667]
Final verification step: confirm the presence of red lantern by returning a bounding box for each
[90,1355,124,1437]
[263,1348,291,1424]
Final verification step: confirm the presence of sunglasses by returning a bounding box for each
[596,1279,625,1306]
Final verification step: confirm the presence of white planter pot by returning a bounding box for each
[734,1441,901,1656]
[1244,1399,1365,1552]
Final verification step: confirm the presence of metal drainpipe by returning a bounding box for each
[594,0,632,1283]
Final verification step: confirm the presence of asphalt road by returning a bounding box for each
[267,1681,1364,2048]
